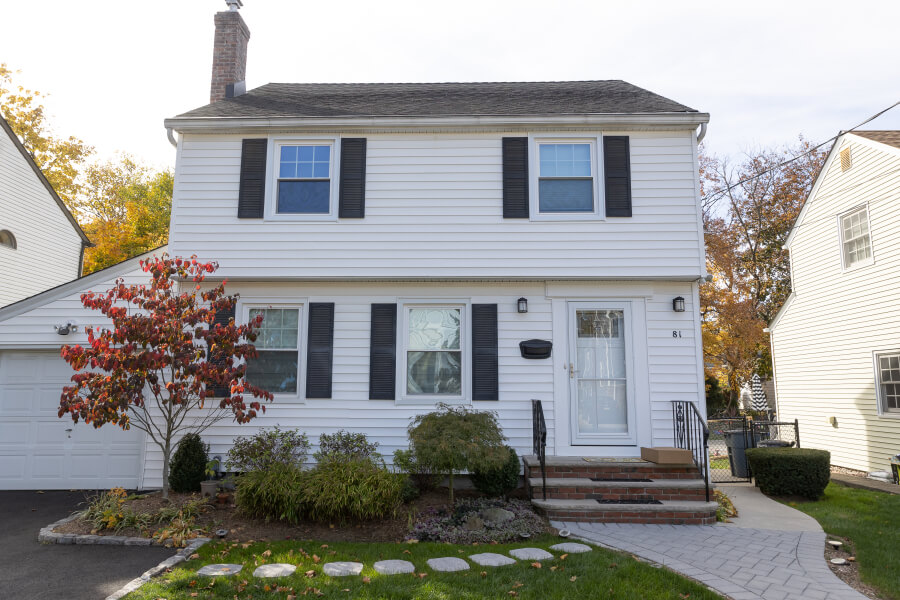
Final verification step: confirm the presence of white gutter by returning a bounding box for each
[696,122,707,144]
[164,112,710,133]
[166,127,178,148]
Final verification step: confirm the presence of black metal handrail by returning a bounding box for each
[672,400,710,502]
[532,399,547,500]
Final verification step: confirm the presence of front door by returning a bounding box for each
[568,302,637,445]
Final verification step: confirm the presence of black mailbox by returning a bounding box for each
[519,339,552,359]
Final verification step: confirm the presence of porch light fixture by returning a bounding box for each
[517,297,528,313]
[672,296,686,312]
[54,321,78,336]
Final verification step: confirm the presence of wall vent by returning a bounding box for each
[840,147,852,172]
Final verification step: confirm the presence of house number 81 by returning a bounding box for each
[672,330,682,338]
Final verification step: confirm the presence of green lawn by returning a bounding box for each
[785,482,900,600]
[127,536,721,599]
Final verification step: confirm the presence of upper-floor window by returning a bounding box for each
[276,143,333,215]
[245,306,302,396]
[875,351,900,415]
[0,230,16,249]
[538,142,594,213]
[840,206,873,269]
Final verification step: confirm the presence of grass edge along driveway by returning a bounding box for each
[127,535,722,599]
[785,481,900,600]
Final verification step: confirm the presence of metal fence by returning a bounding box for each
[707,418,800,483]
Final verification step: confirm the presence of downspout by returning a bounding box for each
[166,127,178,148]
[696,122,707,144]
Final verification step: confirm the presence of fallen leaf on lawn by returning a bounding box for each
[342,589,350,593]
[550,566,558,571]
[241,543,250,549]
[189,580,197,588]
[362,576,371,584]
[403,550,411,555]
[262,549,272,557]
[508,593,518,597]
[679,594,690,599]
[264,585,271,592]
[329,551,336,555]
[417,572,427,578]
[312,554,321,563]
[569,576,577,582]
[287,596,295,600]
[321,544,328,548]
[531,562,542,569]
[560,553,568,560]
[512,582,524,589]
[608,563,618,569]
[305,570,316,578]
[277,586,291,592]
[189,553,199,560]
[480,571,487,578]
[190,594,198,598]
[457,549,464,554]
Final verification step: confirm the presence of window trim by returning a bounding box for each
[397,299,471,406]
[528,134,604,221]
[239,300,306,402]
[838,204,874,271]
[266,136,340,221]
[873,349,900,417]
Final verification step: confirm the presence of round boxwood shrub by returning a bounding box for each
[471,446,521,497]
[169,433,209,493]
[745,447,830,499]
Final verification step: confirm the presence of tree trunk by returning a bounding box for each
[161,439,171,499]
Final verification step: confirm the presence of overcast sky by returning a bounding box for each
[2,0,898,171]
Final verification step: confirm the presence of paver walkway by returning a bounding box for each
[553,483,868,600]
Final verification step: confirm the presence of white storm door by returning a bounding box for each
[568,302,637,445]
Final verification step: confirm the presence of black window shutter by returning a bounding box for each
[339,138,367,218]
[238,139,267,218]
[471,304,499,401]
[306,303,335,399]
[604,136,632,217]
[369,304,397,400]
[502,137,529,218]
[210,304,236,397]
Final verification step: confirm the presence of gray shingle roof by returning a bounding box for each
[853,130,900,150]
[175,80,697,119]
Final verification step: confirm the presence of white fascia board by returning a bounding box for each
[164,112,710,134]
[782,136,842,250]
[768,292,795,331]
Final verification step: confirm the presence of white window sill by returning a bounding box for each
[531,213,606,222]
[842,258,875,272]
[395,396,470,406]
[877,410,900,419]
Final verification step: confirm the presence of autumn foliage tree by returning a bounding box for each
[700,139,826,413]
[59,255,273,496]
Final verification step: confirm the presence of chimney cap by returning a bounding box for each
[225,0,243,11]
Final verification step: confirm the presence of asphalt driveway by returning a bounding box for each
[0,490,173,600]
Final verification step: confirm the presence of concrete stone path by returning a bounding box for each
[553,483,868,600]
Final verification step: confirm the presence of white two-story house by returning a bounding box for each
[0,3,712,515]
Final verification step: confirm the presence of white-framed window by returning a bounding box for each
[875,351,900,415]
[529,136,603,220]
[270,138,338,219]
[243,305,303,397]
[840,205,873,269]
[399,302,469,403]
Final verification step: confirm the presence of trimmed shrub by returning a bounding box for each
[314,430,379,462]
[471,446,521,497]
[234,463,306,524]
[299,458,403,522]
[745,447,830,499]
[169,433,208,493]
[226,426,309,473]
[393,448,442,494]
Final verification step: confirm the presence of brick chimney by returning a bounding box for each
[209,0,250,103]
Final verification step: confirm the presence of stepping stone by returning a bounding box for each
[322,562,364,577]
[509,548,553,561]
[373,559,415,575]
[426,557,470,572]
[469,552,517,567]
[253,563,297,578]
[550,542,592,554]
[197,563,243,576]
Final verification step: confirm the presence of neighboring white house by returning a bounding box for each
[0,115,91,308]
[770,130,900,474]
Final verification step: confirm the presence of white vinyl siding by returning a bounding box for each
[772,135,900,473]
[168,131,703,280]
[0,127,83,307]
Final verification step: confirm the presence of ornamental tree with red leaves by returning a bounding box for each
[59,255,273,497]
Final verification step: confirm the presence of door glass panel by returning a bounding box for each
[575,310,627,435]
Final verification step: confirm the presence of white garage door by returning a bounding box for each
[0,350,144,490]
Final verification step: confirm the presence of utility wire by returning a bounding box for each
[702,100,900,204]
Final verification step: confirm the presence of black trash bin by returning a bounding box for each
[757,439,793,448]
[723,429,752,477]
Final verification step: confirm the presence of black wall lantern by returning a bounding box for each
[672,296,686,312]
[517,297,528,313]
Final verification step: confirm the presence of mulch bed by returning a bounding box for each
[822,534,883,600]
[54,487,532,543]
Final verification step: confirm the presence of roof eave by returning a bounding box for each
[164,112,710,133]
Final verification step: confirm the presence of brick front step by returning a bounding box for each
[532,498,718,525]
[528,477,709,502]
[522,455,701,481]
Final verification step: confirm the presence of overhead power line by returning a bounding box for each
[702,100,900,204]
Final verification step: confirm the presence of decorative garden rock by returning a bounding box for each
[322,562,364,577]
[464,515,485,531]
[426,557,470,572]
[469,552,517,567]
[373,560,415,575]
[481,507,515,523]
[253,563,297,578]
[550,542,592,554]
[197,563,243,576]
[509,548,553,561]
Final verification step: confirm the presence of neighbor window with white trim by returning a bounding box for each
[276,143,333,214]
[245,307,301,395]
[403,306,464,399]
[538,142,595,213]
[876,352,900,414]
[840,206,873,268]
